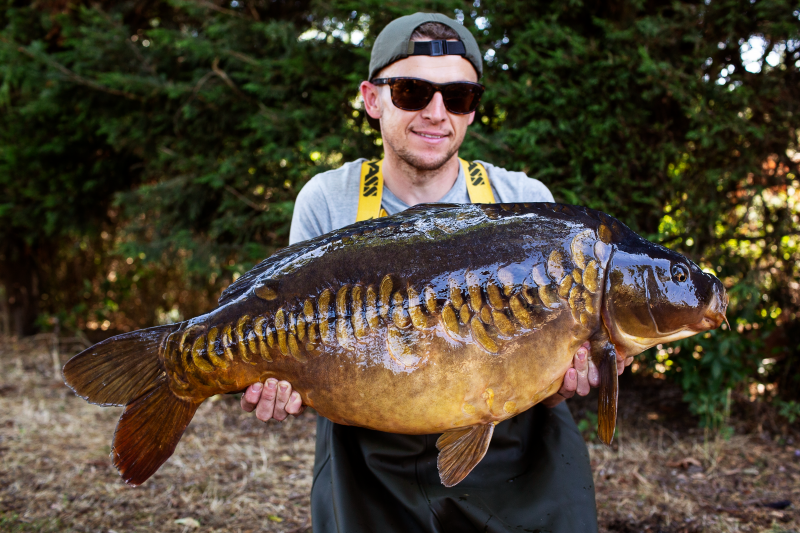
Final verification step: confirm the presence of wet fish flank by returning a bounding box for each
[64,202,728,488]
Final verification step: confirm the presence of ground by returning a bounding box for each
[0,336,797,533]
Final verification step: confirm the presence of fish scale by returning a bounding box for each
[64,202,728,488]
[167,256,585,384]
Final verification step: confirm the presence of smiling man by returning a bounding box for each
[240,13,616,532]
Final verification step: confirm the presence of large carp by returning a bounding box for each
[64,202,728,487]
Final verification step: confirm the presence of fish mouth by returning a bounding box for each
[689,290,729,332]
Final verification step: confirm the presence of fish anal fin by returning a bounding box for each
[590,340,618,445]
[436,423,495,487]
[112,375,201,486]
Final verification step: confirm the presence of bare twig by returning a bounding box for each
[224,185,266,211]
[246,1,261,21]
[193,0,247,18]
[223,49,260,67]
[468,129,514,154]
[210,57,275,118]
[211,57,252,102]
[193,70,216,95]
[16,45,142,101]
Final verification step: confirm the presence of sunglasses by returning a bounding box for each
[370,77,485,115]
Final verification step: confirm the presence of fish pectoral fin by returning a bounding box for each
[436,423,495,487]
[590,340,618,446]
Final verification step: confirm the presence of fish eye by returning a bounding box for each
[671,264,689,283]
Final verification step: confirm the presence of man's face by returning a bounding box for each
[362,54,478,171]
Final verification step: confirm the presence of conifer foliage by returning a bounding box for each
[1,0,798,417]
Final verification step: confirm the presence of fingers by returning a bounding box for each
[271,381,294,421]
[254,378,279,422]
[246,379,305,422]
[240,382,263,412]
[574,343,590,396]
[588,359,600,387]
[558,368,577,399]
[285,392,305,416]
[617,356,634,375]
[616,349,634,375]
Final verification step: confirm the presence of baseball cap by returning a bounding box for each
[368,13,483,81]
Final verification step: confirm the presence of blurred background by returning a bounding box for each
[1,0,799,530]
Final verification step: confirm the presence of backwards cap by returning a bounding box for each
[368,13,483,80]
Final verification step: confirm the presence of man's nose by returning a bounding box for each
[420,91,448,122]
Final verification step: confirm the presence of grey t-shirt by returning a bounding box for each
[289,158,555,245]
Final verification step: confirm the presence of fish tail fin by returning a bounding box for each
[63,324,201,485]
[592,341,618,445]
[112,375,201,486]
[63,324,178,406]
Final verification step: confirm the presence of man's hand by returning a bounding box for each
[240,378,305,421]
[542,342,633,408]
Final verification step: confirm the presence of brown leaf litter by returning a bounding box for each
[0,336,797,532]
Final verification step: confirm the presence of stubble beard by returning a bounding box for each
[384,133,460,172]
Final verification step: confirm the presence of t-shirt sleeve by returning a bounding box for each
[523,176,555,203]
[288,159,365,245]
[288,177,332,246]
[480,161,556,204]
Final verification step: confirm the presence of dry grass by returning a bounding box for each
[0,337,315,532]
[0,336,798,533]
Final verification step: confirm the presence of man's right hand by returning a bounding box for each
[240,378,305,421]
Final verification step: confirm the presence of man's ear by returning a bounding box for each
[360,81,381,120]
[468,111,475,126]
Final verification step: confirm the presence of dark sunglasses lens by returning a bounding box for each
[390,79,435,111]
[441,84,483,114]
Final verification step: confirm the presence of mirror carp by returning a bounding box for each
[64,202,728,488]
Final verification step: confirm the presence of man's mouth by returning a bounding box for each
[413,131,449,140]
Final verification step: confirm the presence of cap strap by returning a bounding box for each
[407,40,466,57]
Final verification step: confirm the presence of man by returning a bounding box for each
[241,13,628,532]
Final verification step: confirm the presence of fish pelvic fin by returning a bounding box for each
[436,423,495,487]
[591,340,619,445]
[112,374,201,486]
[63,324,178,406]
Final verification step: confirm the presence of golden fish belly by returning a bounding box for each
[164,305,584,434]
[295,310,582,433]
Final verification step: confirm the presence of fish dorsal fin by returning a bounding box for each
[217,204,478,307]
[436,423,495,487]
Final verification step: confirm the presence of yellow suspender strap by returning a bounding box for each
[356,158,495,222]
[459,158,496,204]
[356,159,386,222]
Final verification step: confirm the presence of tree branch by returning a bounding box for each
[211,57,276,118]
[223,49,260,67]
[16,45,142,101]
[224,185,266,211]
[193,0,247,19]
[468,129,513,154]
[211,57,252,102]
